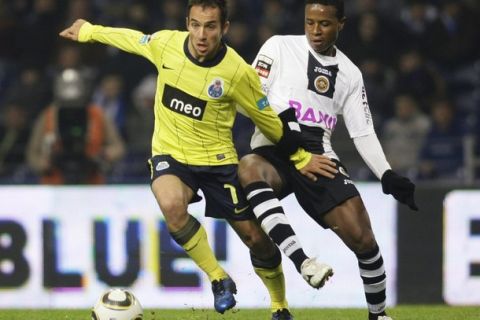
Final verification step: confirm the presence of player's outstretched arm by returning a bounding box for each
[59,19,156,63]
[353,133,419,210]
[59,19,87,42]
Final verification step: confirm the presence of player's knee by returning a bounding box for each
[249,235,276,258]
[239,229,273,253]
[238,154,276,187]
[250,245,282,269]
[238,232,256,250]
[350,231,376,255]
[238,154,261,187]
[158,198,188,229]
[159,196,183,214]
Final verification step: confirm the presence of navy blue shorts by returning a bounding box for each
[148,155,254,221]
[251,146,360,228]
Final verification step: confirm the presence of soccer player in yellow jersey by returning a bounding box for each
[60,1,336,319]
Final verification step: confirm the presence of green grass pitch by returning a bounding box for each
[0,306,478,320]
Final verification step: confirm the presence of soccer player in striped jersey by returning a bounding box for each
[238,1,418,320]
[59,1,336,319]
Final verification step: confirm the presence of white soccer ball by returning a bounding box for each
[91,288,143,320]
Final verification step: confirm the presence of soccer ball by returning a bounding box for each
[91,288,143,320]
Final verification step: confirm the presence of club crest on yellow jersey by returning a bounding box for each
[207,78,224,99]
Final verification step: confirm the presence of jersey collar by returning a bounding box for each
[184,36,227,67]
[304,35,338,64]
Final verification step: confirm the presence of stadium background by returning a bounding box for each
[0,0,479,313]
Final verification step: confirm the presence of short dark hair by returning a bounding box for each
[187,0,228,25]
[305,0,345,20]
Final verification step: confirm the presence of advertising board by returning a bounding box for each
[0,185,396,308]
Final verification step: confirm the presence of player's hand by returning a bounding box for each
[381,169,418,211]
[59,19,87,41]
[299,154,338,181]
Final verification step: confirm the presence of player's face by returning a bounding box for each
[305,4,345,56]
[187,5,229,62]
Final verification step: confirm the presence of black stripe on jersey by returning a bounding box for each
[307,52,338,98]
[299,124,325,154]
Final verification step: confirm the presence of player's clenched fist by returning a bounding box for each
[59,19,87,41]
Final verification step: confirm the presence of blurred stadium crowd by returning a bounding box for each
[0,0,479,185]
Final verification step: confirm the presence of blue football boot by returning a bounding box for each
[211,276,237,314]
[272,308,294,320]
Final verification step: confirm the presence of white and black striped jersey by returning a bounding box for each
[250,35,375,161]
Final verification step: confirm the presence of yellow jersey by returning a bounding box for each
[78,23,294,166]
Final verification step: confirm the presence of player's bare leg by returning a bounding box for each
[323,196,391,320]
[151,176,235,313]
[228,218,293,319]
[239,154,333,290]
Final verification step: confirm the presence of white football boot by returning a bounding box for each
[300,257,334,289]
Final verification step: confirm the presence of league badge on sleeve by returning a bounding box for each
[207,78,224,99]
[256,96,270,110]
[255,55,273,78]
[139,34,152,45]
